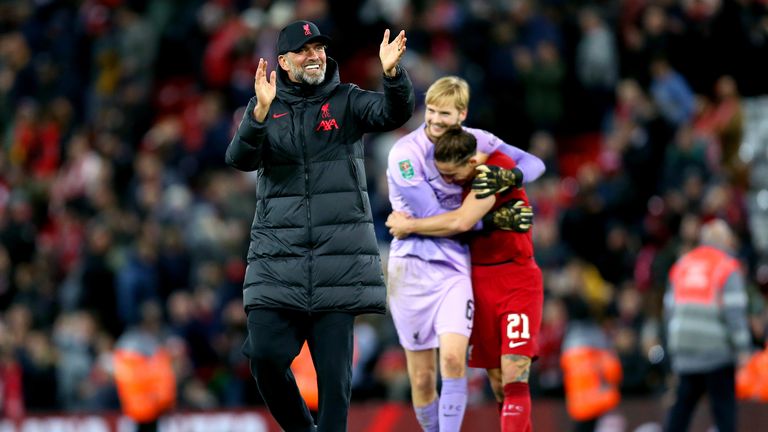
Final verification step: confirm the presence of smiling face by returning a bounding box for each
[423,76,470,142]
[279,42,327,85]
[424,102,467,142]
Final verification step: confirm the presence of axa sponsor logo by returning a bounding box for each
[316,103,339,131]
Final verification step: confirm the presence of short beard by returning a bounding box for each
[426,120,460,140]
[285,58,326,85]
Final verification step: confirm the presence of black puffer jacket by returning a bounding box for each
[225,59,414,314]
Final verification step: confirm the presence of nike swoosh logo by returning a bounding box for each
[509,341,528,348]
[272,112,288,119]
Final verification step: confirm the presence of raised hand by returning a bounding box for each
[380,29,407,77]
[471,165,524,199]
[252,58,277,122]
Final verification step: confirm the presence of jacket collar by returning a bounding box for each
[277,57,340,102]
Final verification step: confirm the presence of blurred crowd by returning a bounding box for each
[1,0,768,416]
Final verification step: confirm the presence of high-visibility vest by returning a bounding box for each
[667,245,746,365]
[561,346,622,421]
[291,340,360,411]
[669,246,739,306]
[736,345,768,402]
[113,348,176,422]
[291,343,319,411]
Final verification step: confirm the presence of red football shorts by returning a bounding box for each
[468,259,543,369]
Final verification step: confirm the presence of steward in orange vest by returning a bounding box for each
[736,343,768,402]
[663,219,751,432]
[113,329,176,432]
[561,321,622,427]
[666,244,750,372]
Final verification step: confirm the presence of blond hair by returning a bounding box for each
[425,76,470,112]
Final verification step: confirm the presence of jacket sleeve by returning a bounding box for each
[721,271,751,356]
[349,66,415,132]
[225,97,268,171]
[496,145,545,184]
[471,128,546,183]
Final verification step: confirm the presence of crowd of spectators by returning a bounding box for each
[1,0,768,416]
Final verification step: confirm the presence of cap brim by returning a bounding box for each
[281,35,332,55]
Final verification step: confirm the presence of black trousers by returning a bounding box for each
[573,418,598,432]
[663,364,736,432]
[242,308,355,432]
[136,421,157,432]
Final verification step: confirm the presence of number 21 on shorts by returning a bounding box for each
[507,313,530,348]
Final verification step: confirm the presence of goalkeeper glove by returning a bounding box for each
[472,165,524,199]
[482,199,533,232]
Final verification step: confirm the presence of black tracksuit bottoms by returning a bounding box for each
[242,308,355,432]
[663,364,736,432]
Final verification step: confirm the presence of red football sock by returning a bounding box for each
[500,382,531,432]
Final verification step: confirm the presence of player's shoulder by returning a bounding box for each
[462,126,495,139]
[393,126,427,146]
[488,149,515,167]
[463,126,502,152]
[389,127,428,158]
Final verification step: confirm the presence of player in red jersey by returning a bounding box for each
[387,126,542,432]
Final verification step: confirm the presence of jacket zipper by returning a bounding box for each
[348,153,367,214]
[301,107,314,313]
[255,170,264,223]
